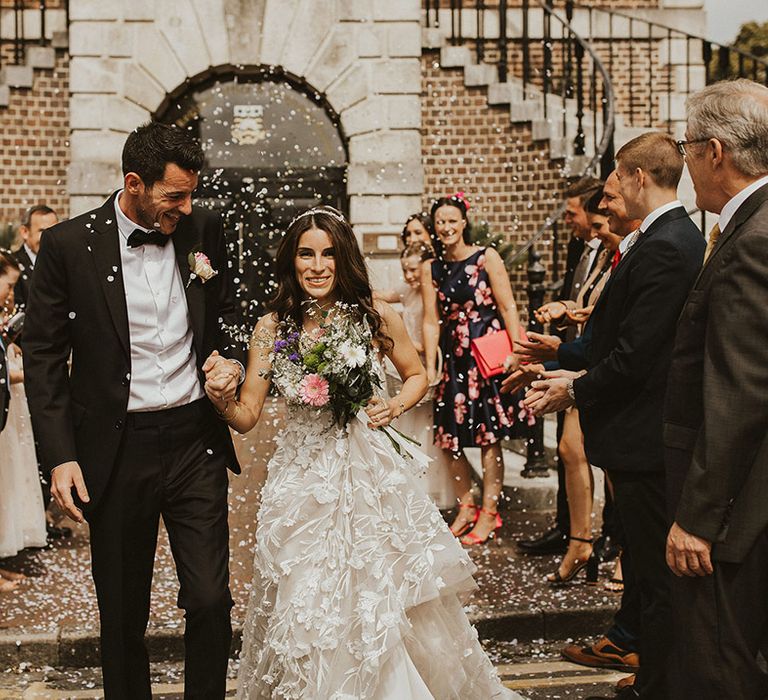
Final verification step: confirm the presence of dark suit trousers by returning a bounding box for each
[609,469,672,699]
[86,399,233,700]
[670,526,768,700]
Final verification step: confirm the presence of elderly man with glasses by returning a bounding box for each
[664,78,768,700]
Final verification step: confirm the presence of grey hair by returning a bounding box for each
[686,79,768,177]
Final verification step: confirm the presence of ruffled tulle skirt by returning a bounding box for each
[236,408,521,699]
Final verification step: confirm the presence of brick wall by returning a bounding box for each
[421,52,567,289]
[0,46,69,237]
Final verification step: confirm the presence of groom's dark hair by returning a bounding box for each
[122,121,205,188]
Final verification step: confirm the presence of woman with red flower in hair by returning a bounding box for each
[423,193,528,545]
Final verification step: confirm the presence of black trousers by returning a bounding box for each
[670,526,768,700]
[609,469,672,700]
[86,399,233,700]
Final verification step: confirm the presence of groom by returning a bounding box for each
[23,122,243,699]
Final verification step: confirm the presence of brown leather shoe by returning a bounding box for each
[561,636,640,672]
[616,674,636,690]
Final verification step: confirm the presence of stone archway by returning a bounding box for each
[67,0,424,277]
[155,67,349,326]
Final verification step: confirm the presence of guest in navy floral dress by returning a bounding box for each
[422,195,526,545]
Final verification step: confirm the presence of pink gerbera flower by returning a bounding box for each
[299,373,330,407]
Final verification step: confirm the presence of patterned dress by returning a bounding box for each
[432,248,527,451]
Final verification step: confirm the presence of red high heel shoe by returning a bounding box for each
[450,503,479,538]
[460,509,502,546]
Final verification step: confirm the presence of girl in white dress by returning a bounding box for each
[206,207,522,699]
[380,241,455,509]
[0,251,47,580]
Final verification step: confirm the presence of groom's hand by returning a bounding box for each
[50,461,90,523]
[203,350,240,402]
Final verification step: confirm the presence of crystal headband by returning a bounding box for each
[289,207,346,228]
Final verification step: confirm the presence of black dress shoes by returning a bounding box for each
[517,526,568,555]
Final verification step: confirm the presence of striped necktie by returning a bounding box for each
[703,223,721,263]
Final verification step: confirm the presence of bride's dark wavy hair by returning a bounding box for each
[269,205,391,350]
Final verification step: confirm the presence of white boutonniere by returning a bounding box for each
[187,250,218,287]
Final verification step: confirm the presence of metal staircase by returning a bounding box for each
[421,0,768,260]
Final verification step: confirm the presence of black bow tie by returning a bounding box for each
[127,228,169,248]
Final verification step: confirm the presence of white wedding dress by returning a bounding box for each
[237,345,523,699]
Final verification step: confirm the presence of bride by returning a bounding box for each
[207,205,522,699]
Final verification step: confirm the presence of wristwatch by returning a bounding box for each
[566,379,576,402]
[231,359,246,385]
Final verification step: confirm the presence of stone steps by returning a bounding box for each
[436,43,601,178]
[0,44,61,108]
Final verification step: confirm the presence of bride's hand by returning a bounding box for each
[365,396,393,429]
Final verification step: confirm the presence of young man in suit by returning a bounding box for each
[664,79,768,700]
[23,122,244,700]
[524,132,705,699]
[505,173,644,686]
[518,177,603,556]
[12,205,58,311]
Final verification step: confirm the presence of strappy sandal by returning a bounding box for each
[546,536,598,585]
[449,503,478,538]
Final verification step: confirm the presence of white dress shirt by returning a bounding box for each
[622,200,684,255]
[718,174,768,233]
[114,192,204,412]
[638,199,683,236]
[23,244,37,266]
[585,236,602,274]
[618,230,639,255]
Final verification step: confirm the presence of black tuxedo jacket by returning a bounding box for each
[573,206,705,473]
[12,245,34,311]
[23,193,242,508]
[664,183,768,563]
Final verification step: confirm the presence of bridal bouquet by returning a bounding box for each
[269,301,383,427]
[269,302,423,461]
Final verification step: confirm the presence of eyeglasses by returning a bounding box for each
[676,138,712,156]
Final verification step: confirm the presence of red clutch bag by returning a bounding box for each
[470,326,527,379]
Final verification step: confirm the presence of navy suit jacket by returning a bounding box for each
[571,207,705,473]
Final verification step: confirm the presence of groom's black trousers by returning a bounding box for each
[86,398,233,700]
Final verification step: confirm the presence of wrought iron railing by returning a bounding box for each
[0,0,66,68]
[573,1,768,131]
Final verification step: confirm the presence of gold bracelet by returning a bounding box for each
[217,401,238,422]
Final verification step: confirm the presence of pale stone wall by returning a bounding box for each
[66,0,424,266]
